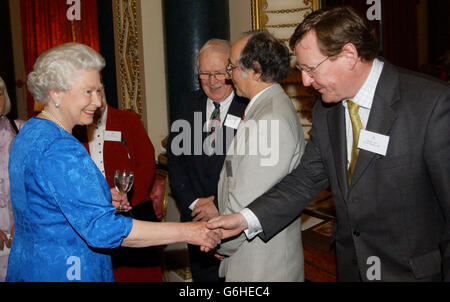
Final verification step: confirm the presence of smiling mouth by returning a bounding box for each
[83,110,96,116]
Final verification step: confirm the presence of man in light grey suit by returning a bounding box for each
[215,31,306,281]
[208,7,450,282]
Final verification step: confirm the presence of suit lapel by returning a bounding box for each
[327,103,349,198]
[225,95,246,122]
[350,62,400,188]
[196,94,208,134]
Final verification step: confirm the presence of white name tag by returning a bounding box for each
[223,114,241,129]
[358,129,390,156]
[104,130,122,142]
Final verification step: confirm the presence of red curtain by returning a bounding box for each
[20,0,100,117]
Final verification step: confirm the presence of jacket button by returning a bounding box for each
[353,230,360,237]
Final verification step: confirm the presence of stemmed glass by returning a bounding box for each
[114,170,134,212]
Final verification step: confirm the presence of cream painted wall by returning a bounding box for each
[229,0,253,43]
[139,0,169,158]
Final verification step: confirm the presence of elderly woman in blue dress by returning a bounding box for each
[6,43,221,282]
[0,76,24,282]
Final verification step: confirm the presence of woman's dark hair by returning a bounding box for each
[240,30,291,83]
[289,6,379,62]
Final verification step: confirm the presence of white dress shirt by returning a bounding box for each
[87,106,108,177]
[243,59,385,239]
[205,91,235,132]
[343,58,384,166]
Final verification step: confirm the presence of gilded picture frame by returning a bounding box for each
[112,0,146,120]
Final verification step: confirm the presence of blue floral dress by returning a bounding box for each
[6,117,133,281]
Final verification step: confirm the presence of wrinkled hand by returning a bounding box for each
[191,196,219,222]
[184,222,222,250]
[201,213,248,252]
[111,188,132,211]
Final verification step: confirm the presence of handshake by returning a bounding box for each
[186,213,249,252]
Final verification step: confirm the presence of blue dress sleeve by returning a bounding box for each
[37,136,133,249]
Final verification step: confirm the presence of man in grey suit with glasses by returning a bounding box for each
[208,7,450,282]
[215,30,306,282]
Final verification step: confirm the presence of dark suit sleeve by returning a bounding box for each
[166,94,198,213]
[128,112,155,206]
[423,88,450,281]
[248,107,330,241]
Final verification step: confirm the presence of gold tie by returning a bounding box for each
[347,100,362,185]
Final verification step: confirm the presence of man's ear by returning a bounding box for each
[341,43,360,70]
[250,61,262,81]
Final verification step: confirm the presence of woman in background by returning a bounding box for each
[6,43,221,282]
[0,76,24,282]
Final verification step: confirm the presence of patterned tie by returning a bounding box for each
[347,100,362,185]
[209,102,221,148]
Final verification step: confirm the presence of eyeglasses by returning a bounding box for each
[226,60,239,75]
[296,56,329,77]
[198,71,228,81]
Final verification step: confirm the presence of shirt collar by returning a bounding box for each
[207,90,235,108]
[343,58,384,110]
[245,84,276,115]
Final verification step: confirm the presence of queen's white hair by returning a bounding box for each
[27,42,105,104]
[0,76,11,115]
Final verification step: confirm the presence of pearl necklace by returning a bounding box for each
[41,110,70,133]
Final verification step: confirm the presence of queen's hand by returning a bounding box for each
[110,187,132,212]
[184,222,222,250]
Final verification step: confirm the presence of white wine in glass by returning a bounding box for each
[114,170,134,212]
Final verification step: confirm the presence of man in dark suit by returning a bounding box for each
[207,6,449,282]
[167,39,247,282]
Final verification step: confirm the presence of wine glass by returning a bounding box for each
[114,170,134,212]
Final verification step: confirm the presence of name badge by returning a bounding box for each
[358,129,389,156]
[224,114,241,129]
[104,130,122,142]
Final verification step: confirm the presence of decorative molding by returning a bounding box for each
[264,23,300,28]
[112,0,146,118]
[251,0,268,30]
[265,7,310,14]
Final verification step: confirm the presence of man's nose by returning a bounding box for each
[301,71,314,87]
[208,75,219,84]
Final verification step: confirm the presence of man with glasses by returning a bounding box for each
[215,30,305,281]
[167,39,247,282]
[208,6,449,282]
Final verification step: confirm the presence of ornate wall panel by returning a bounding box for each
[251,0,321,140]
[112,0,145,118]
